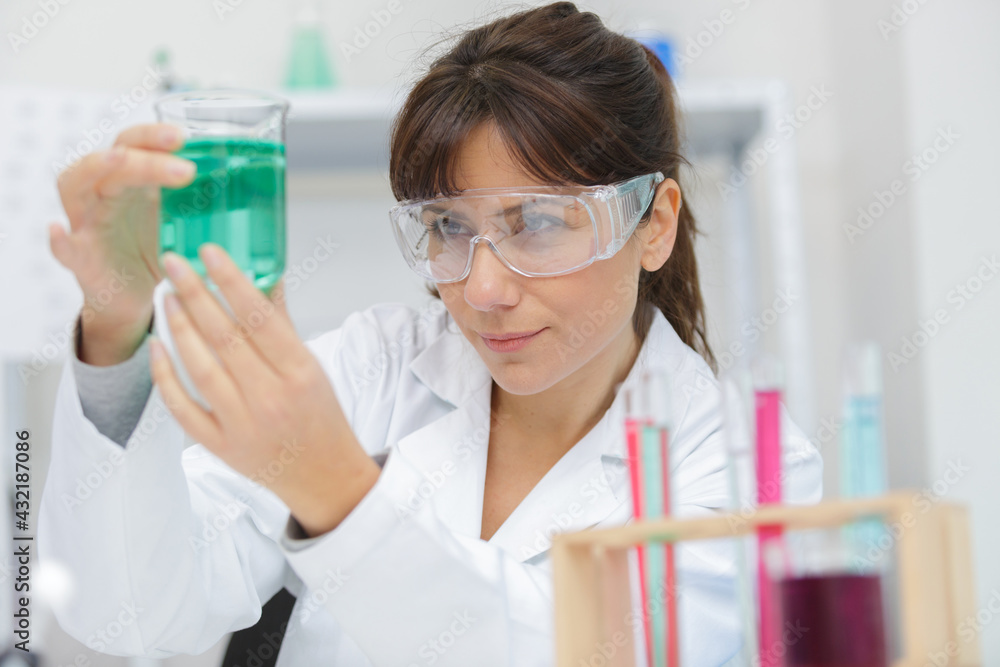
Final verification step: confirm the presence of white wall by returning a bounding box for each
[901,0,1000,660]
[824,0,929,493]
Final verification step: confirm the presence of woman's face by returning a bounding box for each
[436,122,681,396]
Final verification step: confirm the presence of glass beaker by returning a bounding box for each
[155,89,289,295]
[763,526,895,667]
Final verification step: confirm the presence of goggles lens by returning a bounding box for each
[389,172,664,282]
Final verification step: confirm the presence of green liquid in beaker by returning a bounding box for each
[160,137,286,294]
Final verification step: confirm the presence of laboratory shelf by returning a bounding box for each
[275,79,787,171]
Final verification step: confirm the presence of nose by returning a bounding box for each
[462,237,521,312]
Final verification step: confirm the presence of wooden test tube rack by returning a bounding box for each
[552,492,980,667]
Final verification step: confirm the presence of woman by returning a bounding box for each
[39,3,822,665]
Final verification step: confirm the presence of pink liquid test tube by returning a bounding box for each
[754,360,784,667]
[624,413,653,667]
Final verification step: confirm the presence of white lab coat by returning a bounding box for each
[39,301,822,666]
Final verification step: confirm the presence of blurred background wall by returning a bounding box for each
[1,0,997,664]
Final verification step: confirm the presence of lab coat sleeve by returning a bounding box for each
[38,308,391,658]
[781,404,825,505]
[277,443,554,667]
[38,355,293,657]
[70,323,154,447]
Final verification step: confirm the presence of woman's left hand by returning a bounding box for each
[149,243,381,538]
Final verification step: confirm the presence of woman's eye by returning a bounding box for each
[427,216,471,237]
[442,218,466,236]
[520,213,563,232]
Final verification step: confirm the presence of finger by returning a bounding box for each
[199,244,311,375]
[268,277,292,320]
[95,146,196,199]
[48,221,77,271]
[113,123,187,152]
[149,337,223,448]
[161,291,253,426]
[57,123,186,214]
[160,251,279,390]
[57,147,128,222]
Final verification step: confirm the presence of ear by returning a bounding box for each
[636,177,682,272]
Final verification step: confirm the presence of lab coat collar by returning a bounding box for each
[408,315,494,409]
[401,304,691,561]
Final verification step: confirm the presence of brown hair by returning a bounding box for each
[388,1,716,372]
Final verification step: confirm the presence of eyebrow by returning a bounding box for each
[501,203,526,218]
[424,202,526,219]
[425,204,470,220]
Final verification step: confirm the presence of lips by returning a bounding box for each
[478,328,544,353]
[480,330,541,340]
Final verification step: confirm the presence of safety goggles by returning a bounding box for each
[388,172,665,283]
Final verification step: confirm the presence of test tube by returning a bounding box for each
[753,357,785,667]
[840,342,897,663]
[622,386,652,667]
[636,370,679,667]
[841,341,889,564]
[841,342,888,499]
[721,372,760,666]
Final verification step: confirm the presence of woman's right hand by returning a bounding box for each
[49,123,196,365]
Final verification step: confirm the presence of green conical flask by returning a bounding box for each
[285,0,337,89]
